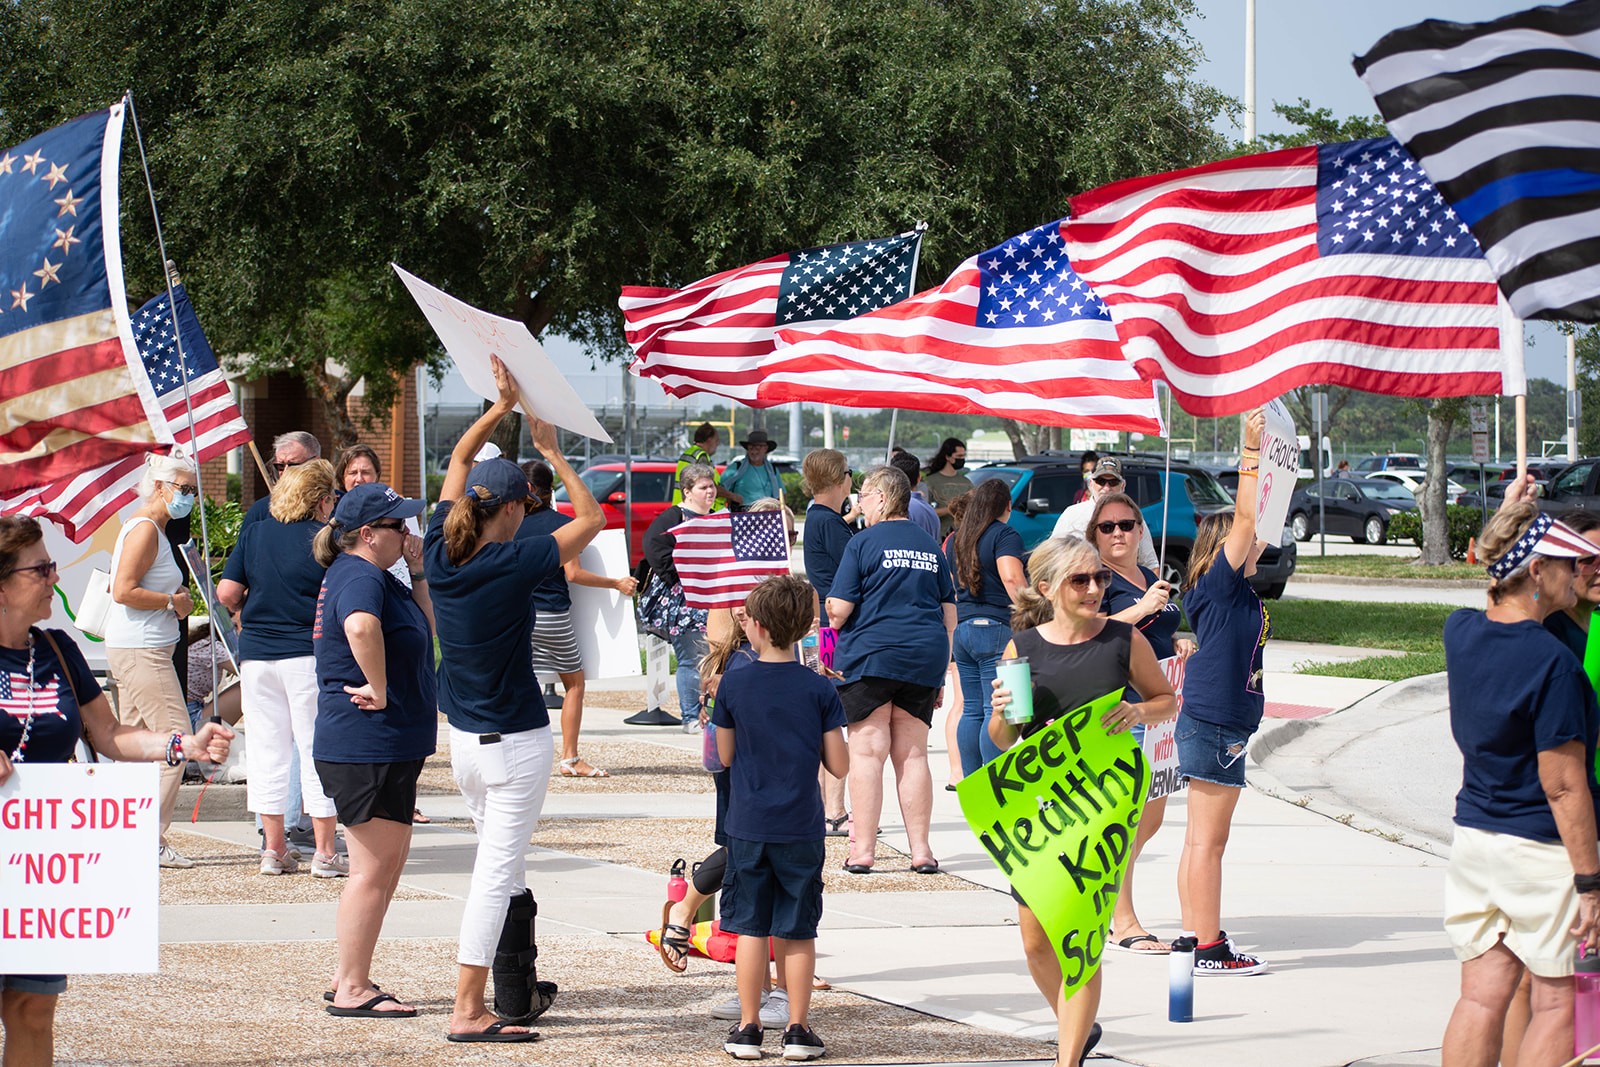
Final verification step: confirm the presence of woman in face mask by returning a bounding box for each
[105,448,201,869]
[923,437,974,540]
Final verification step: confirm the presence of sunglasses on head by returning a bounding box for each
[9,560,58,580]
[1066,568,1114,590]
[1095,519,1139,534]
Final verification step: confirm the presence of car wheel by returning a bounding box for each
[1161,549,1188,587]
[1365,515,1387,545]
[1290,511,1310,542]
[1262,582,1287,599]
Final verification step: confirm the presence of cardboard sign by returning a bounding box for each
[0,763,160,973]
[392,265,612,443]
[1143,657,1186,801]
[1255,399,1299,545]
[565,530,642,680]
[957,688,1147,995]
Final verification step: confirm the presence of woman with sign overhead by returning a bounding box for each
[989,534,1175,1066]
[0,515,233,1066]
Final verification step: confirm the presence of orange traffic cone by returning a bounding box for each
[1466,536,1477,565]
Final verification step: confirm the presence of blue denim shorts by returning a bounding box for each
[720,836,826,940]
[1,973,67,995]
[1175,717,1251,788]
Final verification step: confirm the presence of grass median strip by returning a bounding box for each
[1270,599,1458,681]
[1292,555,1485,581]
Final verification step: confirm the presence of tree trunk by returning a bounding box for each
[1000,418,1049,459]
[484,402,523,462]
[313,369,360,450]
[1419,402,1457,565]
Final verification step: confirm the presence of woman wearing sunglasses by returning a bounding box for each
[989,535,1175,1066]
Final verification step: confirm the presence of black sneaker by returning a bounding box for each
[724,1023,763,1060]
[1193,934,1268,976]
[781,1024,825,1061]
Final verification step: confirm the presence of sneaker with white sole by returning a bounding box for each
[259,848,300,876]
[311,851,349,878]
[781,1023,825,1061]
[760,989,790,1029]
[158,844,194,869]
[711,990,764,1021]
[1193,933,1268,976]
[724,1023,763,1060]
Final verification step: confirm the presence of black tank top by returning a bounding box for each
[1011,621,1133,740]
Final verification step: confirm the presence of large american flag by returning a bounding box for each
[1065,137,1520,417]
[771,220,1164,432]
[620,231,922,404]
[0,103,171,506]
[670,510,791,609]
[1356,0,1600,321]
[0,282,251,540]
[0,669,61,719]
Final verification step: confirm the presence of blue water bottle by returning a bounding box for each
[1168,935,1196,1023]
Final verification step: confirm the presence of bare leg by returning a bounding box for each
[312,814,340,861]
[1017,905,1063,1013]
[557,670,597,770]
[331,818,414,1011]
[1500,967,1530,1067]
[885,707,934,866]
[450,964,532,1038]
[1177,779,1242,944]
[1441,939,1524,1067]
[1521,971,1577,1067]
[0,989,57,1067]
[1112,796,1167,946]
[943,662,963,783]
[777,937,816,1026]
[260,812,288,858]
[844,705,892,866]
[820,767,846,824]
[735,935,768,1027]
[1058,969,1101,1066]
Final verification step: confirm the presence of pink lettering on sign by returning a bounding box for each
[0,906,128,939]
[11,852,101,884]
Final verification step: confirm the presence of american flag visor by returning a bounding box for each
[1487,512,1598,580]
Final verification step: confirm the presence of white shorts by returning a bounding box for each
[1445,824,1580,978]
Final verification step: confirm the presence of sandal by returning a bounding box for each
[446,1020,539,1043]
[911,860,940,875]
[1110,933,1171,954]
[656,902,690,973]
[326,992,417,1018]
[824,815,849,837]
[412,809,430,824]
[559,757,610,778]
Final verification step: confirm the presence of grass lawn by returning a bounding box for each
[1270,599,1457,681]
[1293,554,1485,581]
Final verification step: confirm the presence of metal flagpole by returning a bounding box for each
[1159,384,1171,577]
[416,365,428,501]
[885,410,898,461]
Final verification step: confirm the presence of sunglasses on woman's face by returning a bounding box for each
[1095,519,1140,534]
[10,560,58,581]
[1066,568,1114,590]
[368,520,405,533]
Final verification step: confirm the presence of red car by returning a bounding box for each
[554,460,719,565]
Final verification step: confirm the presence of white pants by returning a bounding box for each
[242,657,335,819]
[451,725,553,967]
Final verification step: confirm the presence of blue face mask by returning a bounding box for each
[166,490,196,520]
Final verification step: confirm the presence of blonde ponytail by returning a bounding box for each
[313,523,360,568]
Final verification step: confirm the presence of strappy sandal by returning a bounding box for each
[559,756,609,778]
[656,901,690,973]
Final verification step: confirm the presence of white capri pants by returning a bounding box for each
[242,656,335,819]
[451,724,554,967]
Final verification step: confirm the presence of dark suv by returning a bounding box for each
[970,452,1296,598]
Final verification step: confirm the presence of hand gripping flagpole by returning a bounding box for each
[125,91,223,730]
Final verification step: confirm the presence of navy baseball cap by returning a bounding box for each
[332,482,425,530]
[464,457,531,508]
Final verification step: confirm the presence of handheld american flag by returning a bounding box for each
[670,510,791,609]
[1065,138,1519,417]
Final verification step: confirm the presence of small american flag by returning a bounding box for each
[0,671,60,719]
[670,510,791,609]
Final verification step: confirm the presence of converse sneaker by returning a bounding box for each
[311,851,350,878]
[760,989,790,1028]
[157,844,194,869]
[781,1023,825,1061]
[1193,933,1268,976]
[259,848,300,876]
[712,990,764,1021]
[724,1023,763,1060]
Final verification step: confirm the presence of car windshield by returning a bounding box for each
[1357,481,1416,503]
[1183,470,1232,507]
[970,469,1021,491]
[552,468,621,503]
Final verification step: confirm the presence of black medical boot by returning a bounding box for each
[492,889,536,1022]
[527,893,558,1021]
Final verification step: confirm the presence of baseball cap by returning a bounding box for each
[1091,458,1124,482]
[464,457,532,508]
[331,483,424,530]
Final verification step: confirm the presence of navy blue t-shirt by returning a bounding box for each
[1545,610,1589,663]
[948,521,1024,624]
[1180,554,1267,733]
[221,515,327,661]
[516,509,574,613]
[241,495,272,530]
[312,553,438,762]
[1446,610,1600,842]
[424,499,561,734]
[711,659,847,843]
[803,502,853,603]
[0,629,100,765]
[829,520,955,688]
[1103,565,1180,661]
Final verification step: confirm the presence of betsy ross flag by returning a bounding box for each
[0,103,172,504]
[772,220,1164,432]
[1064,138,1519,417]
[1356,0,1600,321]
[1,282,251,539]
[620,231,922,404]
[670,510,790,609]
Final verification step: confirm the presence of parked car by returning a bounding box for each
[1354,453,1424,473]
[1288,477,1417,545]
[553,459,681,564]
[1538,458,1600,512]
[1455,463,1564,511]
[1366,469,1468,504]
[1444,462,1513,492]
[971,453,1296,598]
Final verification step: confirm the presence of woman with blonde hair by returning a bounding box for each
[989,534,1175,1065]
[105,448,201,868]
[219,459,351,878]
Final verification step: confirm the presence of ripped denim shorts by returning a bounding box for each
[1175,717,1252,789]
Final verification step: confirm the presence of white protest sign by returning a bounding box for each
[393,265,612,443]
[0,763,159,973]
[565,530,642,681]
[644,635,673,710]
[1143,656,1186,801]
[1254,399,1299,545]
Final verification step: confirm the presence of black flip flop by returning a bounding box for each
[842,862,873,875]
[911,861,940,875]
[326,992,416,1018]
[447,1021,539,1043]
[324,983,380,1003]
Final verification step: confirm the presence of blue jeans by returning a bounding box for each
[672,627,708,725]
[953,616,1012,776]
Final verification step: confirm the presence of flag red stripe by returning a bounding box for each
[2,336,130,394]
[0,393,156,457]
[1161,362,1505,417]
[1068,146,1317,218]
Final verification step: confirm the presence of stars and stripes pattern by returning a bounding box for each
[769,220,1165,433]
[1064,137,1518,418]
[0,671,60,719]
[620,231,922,404]
[0,282,250,540]
[1355,0,1600,321]
[669,509,791,609]
[1486,510,1598,578]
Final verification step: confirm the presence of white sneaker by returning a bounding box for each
[760,989,790,1029]
[311,851,349,878]
[158,844,194,869]
[259,848,300,876]
[711,990,766,1021]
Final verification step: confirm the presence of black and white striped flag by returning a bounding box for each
[1355,0,1600,322]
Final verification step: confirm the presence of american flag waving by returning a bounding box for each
[670,510,791,609]
[0,670,61,719]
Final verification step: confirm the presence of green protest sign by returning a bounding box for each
[956,688,1148,994]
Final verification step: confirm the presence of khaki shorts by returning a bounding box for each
[1445,825,1580,978]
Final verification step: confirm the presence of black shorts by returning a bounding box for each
[314,758,426,827]
[837,676,940,726]
[720,836,826,940]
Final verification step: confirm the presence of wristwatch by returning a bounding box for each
[167,593,176,613]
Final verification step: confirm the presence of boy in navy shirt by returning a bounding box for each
[712,575,849,1061]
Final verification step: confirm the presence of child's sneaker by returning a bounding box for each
[759,989,790,1028]
[781,1023,825,1061]
[1193,932,1268,976]
[724,1023,763,1060]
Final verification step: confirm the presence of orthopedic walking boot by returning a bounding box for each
[492,889,558,1024]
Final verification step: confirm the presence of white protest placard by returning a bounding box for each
[1255,398,1299,545]
[0,763,159,973]
[644,635,673,711]
[392,264,612,443]
[1143,656,1186,801]
[566,530,642,681]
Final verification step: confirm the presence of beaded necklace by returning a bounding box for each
[7,632,37,763]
